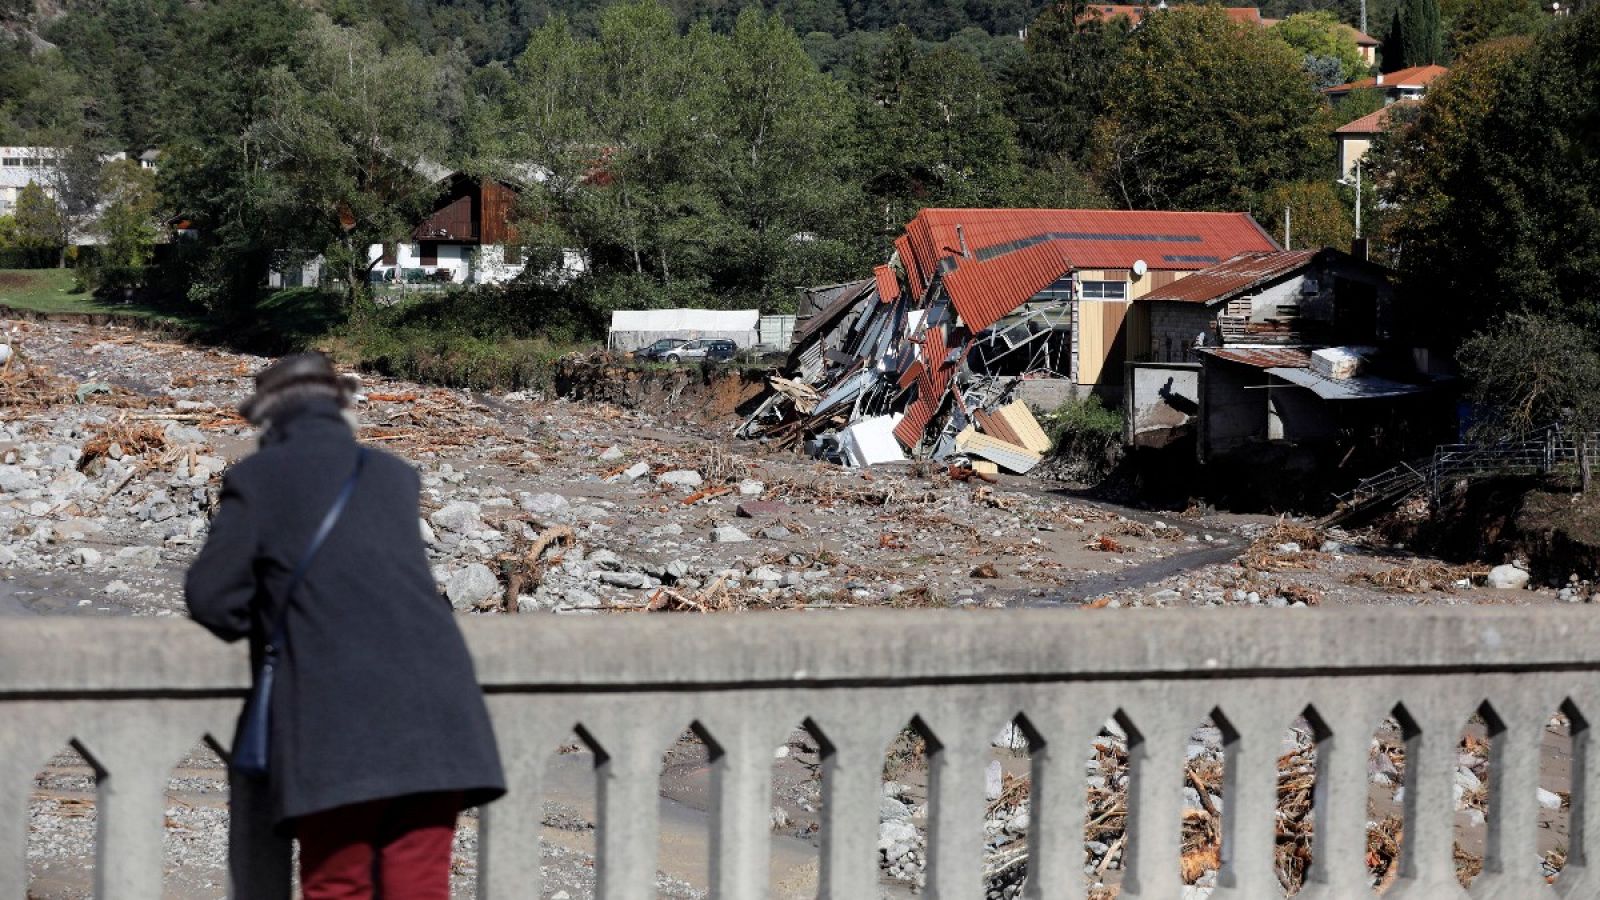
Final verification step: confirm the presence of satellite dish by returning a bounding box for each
[1132,259,1149,278]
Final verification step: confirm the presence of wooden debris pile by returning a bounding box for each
[1346,560,1487,593]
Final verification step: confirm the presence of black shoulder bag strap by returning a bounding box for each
[233,447,369,778]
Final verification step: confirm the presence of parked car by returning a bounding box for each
[635,338,688,361]
[665,339,737,363]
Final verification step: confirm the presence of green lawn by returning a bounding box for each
[0,268,198,325]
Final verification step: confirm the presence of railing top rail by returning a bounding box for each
[4,608,1600,698]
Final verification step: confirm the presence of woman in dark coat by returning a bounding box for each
[186,354,504,900]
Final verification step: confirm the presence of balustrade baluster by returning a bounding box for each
[920,711,986,900]
[812,712,899,900]
[1468,691,1547,899]
[1118,708,1188,899]
[1387,700,1474,899]
[1212,697,1295,898]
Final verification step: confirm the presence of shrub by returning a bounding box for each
[1042,396,1124,482]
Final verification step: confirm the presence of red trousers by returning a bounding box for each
[296,792,462,900]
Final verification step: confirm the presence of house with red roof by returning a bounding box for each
[1324,64,1448,102]
[1335,101,1416,180]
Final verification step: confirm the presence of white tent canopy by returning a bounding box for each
[608,308,760,352]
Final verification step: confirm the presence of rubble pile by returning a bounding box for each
[737,271,1058,474]
[1,319,1197,619]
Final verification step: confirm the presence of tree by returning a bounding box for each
[1458,311,1600,489]
[1006,1,1130,165]
[1369,36,1529,344]
[155,0,313,313]
[248,18,450,310]
[1334,86,1388,124]
[12,181,65,266]
[1091,6,1332,211]
[96,159,160,286]
[495,2,868,313]
[1258,180,1354,250]
[1444,0,1548,53]
[855,27,1028,232]
[1380,8,1406,70]
[1397,0,1444,65]
[1271,11,1369,85]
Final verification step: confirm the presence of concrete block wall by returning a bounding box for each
[3,608,1598,899]
[1147,303,1217,364]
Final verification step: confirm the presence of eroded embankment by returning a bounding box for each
[553,355,770,426]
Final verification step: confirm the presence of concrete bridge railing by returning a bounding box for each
[2,607,1598,899]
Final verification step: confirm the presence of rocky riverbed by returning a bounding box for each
[2,317,1587,897]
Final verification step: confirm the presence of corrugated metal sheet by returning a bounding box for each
[792,280,874,345]
[900,209,1280,296]
[896,235,924,301]
[874,264,900,304]
[894,396,937,447]
[941,239,1076,334]
[1267,367,1434,400]
[1200,347,1313,369]
[1137,250,1316,305]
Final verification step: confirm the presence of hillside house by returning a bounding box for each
[270,168,584,288]
[1324,64,1448,103]
[1334,102,1415,180]
[369,172,544,285]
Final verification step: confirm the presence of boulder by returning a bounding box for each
[657,470,703,490]
[520,492,570,517]
[711,526,751,544]
[446,564,500,609]
[430,501,482,535]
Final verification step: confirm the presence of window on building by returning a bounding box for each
[2,158,20,167]
[1081,281,1128,300]
[420,242,438,266]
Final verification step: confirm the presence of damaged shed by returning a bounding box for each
[1122,248,1454,469]
[739,207,1281,469]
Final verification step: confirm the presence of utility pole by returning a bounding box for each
[1284,206,1292,250]
[1354,162,1363,239]
[1361,0,1368,37]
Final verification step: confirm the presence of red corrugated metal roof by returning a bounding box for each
[895,235,924,301]
[898,208,1279,301]
[894,325,960,448]
[1200,347,1312,368]
[942,239,1077,333]
[1137,250,1316,305]
[1325,64,1448,95]
[874,264,900,304]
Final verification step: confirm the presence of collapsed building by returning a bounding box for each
[738,207,1280,472]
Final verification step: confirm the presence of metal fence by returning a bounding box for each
[1333,425,1600,517]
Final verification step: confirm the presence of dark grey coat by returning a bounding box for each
[186,399,505,826]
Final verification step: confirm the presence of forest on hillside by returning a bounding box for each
[0,0,1578,330]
